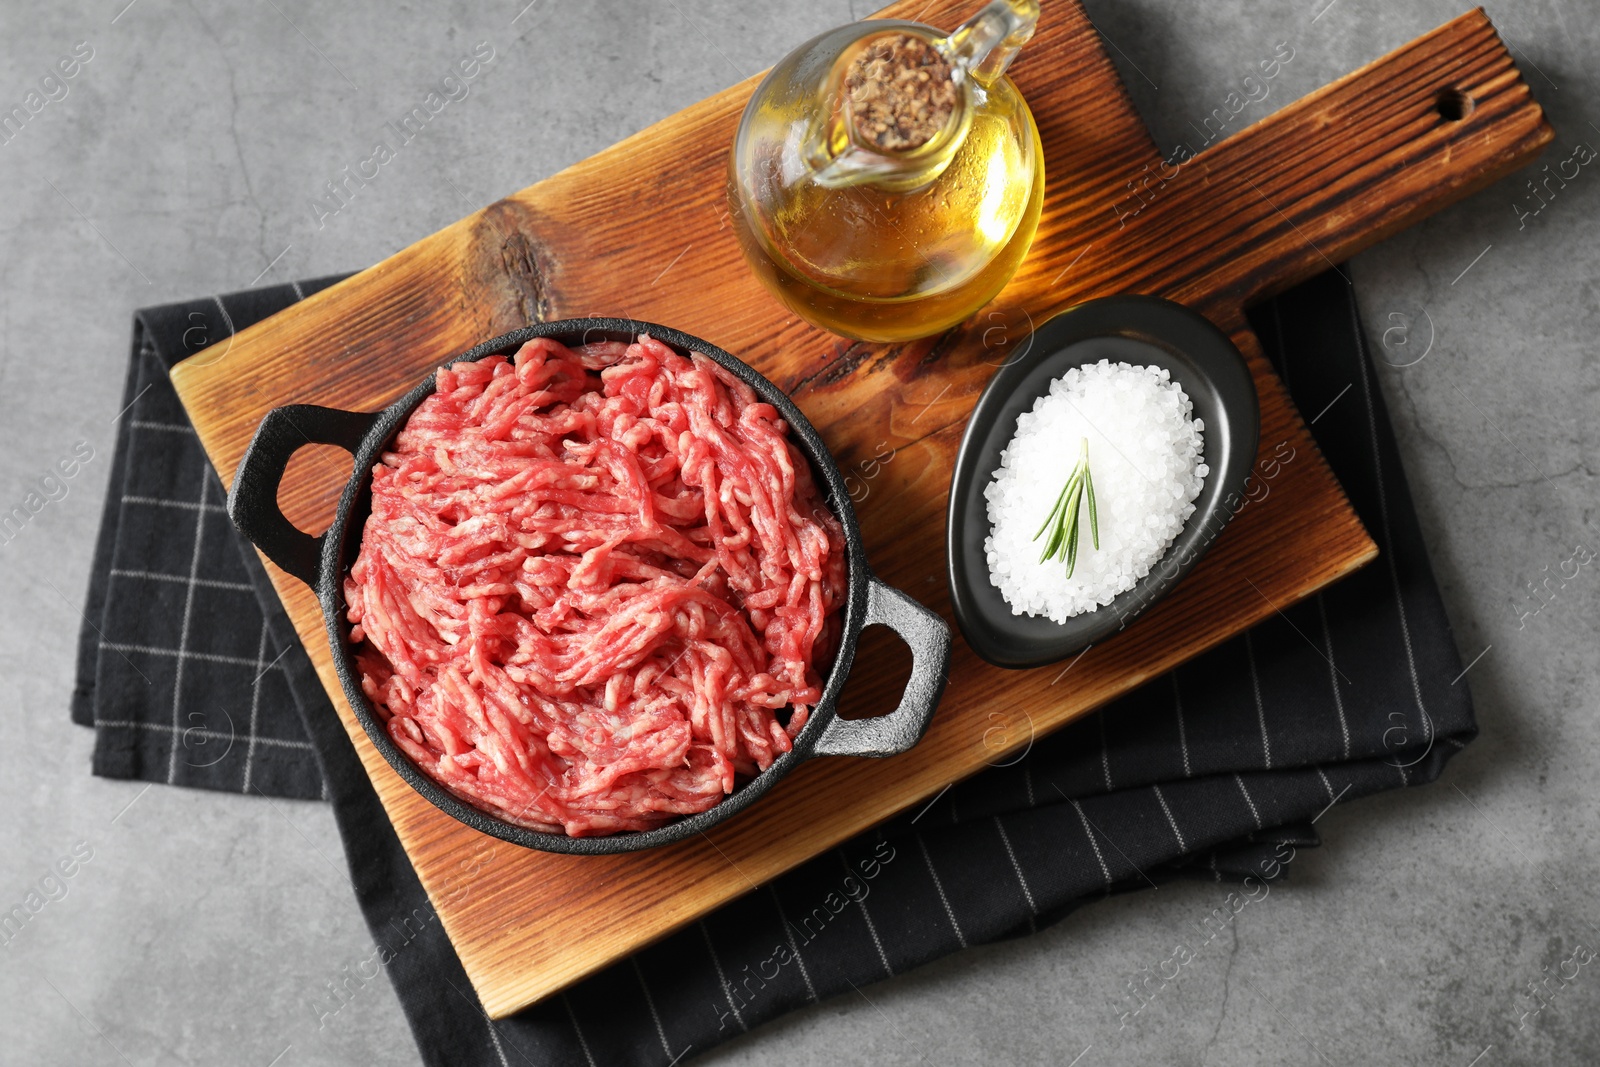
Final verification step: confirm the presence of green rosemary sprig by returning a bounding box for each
[1033,437,1099,577]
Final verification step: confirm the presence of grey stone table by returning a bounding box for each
[1,0,1594,1064]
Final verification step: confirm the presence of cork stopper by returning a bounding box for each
[843,33,959,153]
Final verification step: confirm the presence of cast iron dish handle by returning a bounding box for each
[811,579,952,759]
[227,404,380,585]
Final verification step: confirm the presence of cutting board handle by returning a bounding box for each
[1098,8,1554,314]
[228,404,381,585]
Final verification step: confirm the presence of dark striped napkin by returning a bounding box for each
[73,267,1473,1066]
[71,275,350,797]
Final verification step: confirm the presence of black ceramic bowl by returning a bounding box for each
[227,319,951,855]
[948,296,1260,668]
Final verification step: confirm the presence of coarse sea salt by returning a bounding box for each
[984,359,1207,623]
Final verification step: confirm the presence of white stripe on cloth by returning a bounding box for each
[167,473,210,784]
[484,1016,511,1067]
[916,833,967,948]
[1171,673,1192,778]
[92,720,313,750]
[699,920,747,1032]
[1245,630,1272,770]
[838,849,893,977]
[1234,773,1264,830]
[1345,283,1430,751]
[1098,713,1114,792]
[110,568,253,592]
[244,622,269,792]
[767,886,819,1002]
[561,993,598,1067]
[1316,766,1338,803]
[631,956,673,1059]
[1152,784,1187,850]
[101,643,277,668]
[1071,799,1113,889]
[993,817,1037,915]
[1316,593,1352,759]
[121,495,228,513]
[211,294,237,339]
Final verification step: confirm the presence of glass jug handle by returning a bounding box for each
[940,0,1039,86]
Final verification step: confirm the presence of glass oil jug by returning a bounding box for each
[728,0,1044,343]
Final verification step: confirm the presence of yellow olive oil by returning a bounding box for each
[728,7,1044,343]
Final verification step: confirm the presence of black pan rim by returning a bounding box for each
[317,319,872,855]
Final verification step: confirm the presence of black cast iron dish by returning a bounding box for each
[948,296,1260,669]
[227,319,952,855]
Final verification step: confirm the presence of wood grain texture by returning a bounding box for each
[170,1,1550,1017]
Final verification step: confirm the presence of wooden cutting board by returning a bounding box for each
[170,0,1549,1017]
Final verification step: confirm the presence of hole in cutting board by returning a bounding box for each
[1436,88,1475,121]
[834,622,914,720]
[278,444,357,539]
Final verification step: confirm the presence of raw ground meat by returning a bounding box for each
[344,334,847,836]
